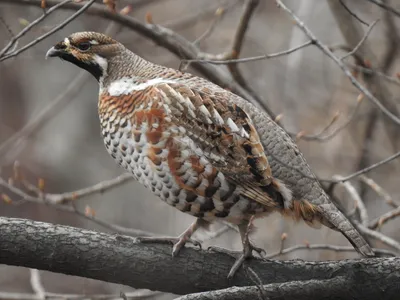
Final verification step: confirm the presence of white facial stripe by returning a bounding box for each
[93,54,108,71]
[107,77,176,96]
[94,54,108,90]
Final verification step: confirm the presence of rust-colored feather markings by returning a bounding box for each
[46,31,374,278]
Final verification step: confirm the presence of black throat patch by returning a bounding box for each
[58,52,103,81]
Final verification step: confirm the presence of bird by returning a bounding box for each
[46,31,374,277]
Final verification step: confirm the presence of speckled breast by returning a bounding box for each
[98,87,269,224]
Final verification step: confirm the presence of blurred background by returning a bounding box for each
[1,0,400,298]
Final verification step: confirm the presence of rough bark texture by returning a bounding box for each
[0,217,399,298]
[176,277,366,300]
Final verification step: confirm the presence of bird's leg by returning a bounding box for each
[137,218,203,256]
[227,217,266,278]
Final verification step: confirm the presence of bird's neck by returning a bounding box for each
[99,50,168,92]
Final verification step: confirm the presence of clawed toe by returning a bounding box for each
[249,242,266,257]
[172,237,201,256]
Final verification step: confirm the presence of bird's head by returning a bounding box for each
[46,31,123,81]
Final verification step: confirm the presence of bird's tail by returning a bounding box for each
[318,198,375,257]
[282,193,374,257]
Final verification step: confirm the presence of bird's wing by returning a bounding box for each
[127,82,293,209]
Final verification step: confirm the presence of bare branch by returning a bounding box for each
[0,0,96,62]
[339,0,369,26]
[333,175,369,226]
[0,217,399,297]
[346,63,400,87]
[276,0,400,127]
[291,94,363,142]
[43,173,133,204]
[364,0,400,18]
[340,19,379,60]
[369,206,400,230]
[356,221,400,252]
[192,7,226,46]
[360,175,400,208]
[1,0,272,119]
[183,40,313,65]
[0,71,88,166]
[335,150,400,182]
[0,0,71,58]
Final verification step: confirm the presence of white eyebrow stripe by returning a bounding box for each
[89,40,99,45]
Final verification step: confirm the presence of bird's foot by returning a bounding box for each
[207,242,266,278]
[248,241,267,257]
[137,236,202,256]
[227,241,265,279]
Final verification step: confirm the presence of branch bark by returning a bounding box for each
[0,217,399,298]
[175,277,365,300]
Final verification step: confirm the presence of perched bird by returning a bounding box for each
[46,32,374,277]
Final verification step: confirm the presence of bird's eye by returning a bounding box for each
[77,42,91,51]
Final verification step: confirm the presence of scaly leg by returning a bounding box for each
[137,218,203,256]
[207,217,266,278]
[227,217,265,278]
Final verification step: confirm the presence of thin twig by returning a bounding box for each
[339,0,369,26]
[369,206,400,230]
[340,19,379,60]
[276,0,400,127]
[292,94,363,142]
[0,15,15,38]
[360,175,399,208]
[0,72,88,166]
[183,40,313,64]
[193,7,226,45]
[0,173,133,205]
[0,20,120,166]
[356,221,400,252]
[364,0,400,18]
[333,175,369,227]
[346,63,400,87]
[0,0,96,61]
[45,173,134,204]
[337,150,400,182]
[0,0,274,120]
[0,0,71,58]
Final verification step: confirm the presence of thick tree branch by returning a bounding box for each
[175,277,368,300]
[0,217,399,298]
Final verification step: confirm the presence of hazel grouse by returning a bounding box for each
[46,32,374,277]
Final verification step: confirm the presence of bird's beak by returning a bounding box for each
[45,40,68,60]
[45,46,59,59]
